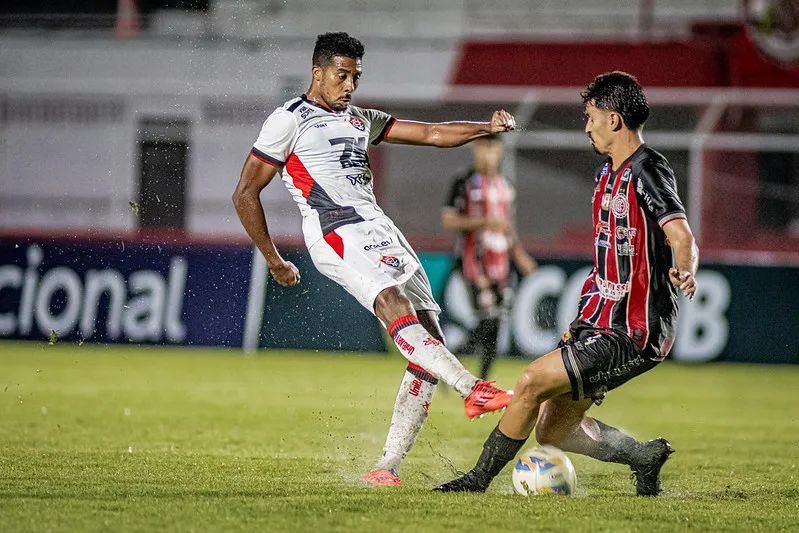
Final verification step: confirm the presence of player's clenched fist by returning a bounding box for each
[669,268,697,300]
[489,110,516,133]
[269,260,301,287]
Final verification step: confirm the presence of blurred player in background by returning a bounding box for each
[441,135,537,379]
[232,32,516,487]
[442,134,537,380]
[435,71,699,496]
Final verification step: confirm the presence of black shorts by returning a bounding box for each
[559,324,661,405]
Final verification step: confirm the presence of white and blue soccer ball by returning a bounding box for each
[511,445,577,496]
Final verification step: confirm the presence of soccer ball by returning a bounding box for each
[511,445,577,496]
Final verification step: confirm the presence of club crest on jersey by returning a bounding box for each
[349,116,366,131]
[380,255,400,269]
[611,194,629,218]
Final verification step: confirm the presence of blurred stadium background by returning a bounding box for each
[1,0,797,362]
[2,2,799,532]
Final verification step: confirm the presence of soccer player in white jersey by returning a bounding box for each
[233,32,517,487]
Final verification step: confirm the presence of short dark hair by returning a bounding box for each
[312,32,365,67]
[581,71,649,130]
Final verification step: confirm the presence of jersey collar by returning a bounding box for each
[611,143,647,174]
[300,94,347,114]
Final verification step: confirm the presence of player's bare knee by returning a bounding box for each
[513,369,545,407]
[374,286,414,324]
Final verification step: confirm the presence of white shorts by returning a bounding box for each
[308,218,440,316]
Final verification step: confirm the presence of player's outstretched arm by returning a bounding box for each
[232,155,300,287]
[663,218,698,300]
[385,110,516,148]
[441,207,507,233]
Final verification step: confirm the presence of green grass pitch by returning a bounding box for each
[1,341,798,532]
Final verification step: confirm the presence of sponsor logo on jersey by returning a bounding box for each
[617,243,636,256]
[314,123,327,128]
[615,226,637,242]
[601,162,610,176]
[638,182,655,213]
[601,193,611,211]
[597,278,630,301]
[345,173,371,186]
[596,222,611,236]
[363,239,392,251]
[621,168,632,182]
[349,116,366,131]
[595,222,612,248]
[611,194,629,217]
[635,177,656,212]
[298,105,314,119]
[380,255,400,269]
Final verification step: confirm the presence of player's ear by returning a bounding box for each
[610,112,624,131]
[610,112,625,132]
[312,65,323,82]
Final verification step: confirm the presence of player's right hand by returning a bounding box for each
[269,260,301,287]
[489,110,516,133]
[669,268,696,300]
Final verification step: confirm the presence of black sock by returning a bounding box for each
[477,319,500,380]
[473,426,527,483]
[561,418,645,466]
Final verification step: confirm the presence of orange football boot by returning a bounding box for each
[464,380,513,420]
[362,469,401,486]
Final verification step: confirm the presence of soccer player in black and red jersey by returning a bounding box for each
[442,135,537,380]
[434,71,699,496]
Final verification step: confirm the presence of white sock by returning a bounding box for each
[375,364,437,475]
[388,315,478,397]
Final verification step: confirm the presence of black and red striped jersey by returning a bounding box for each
[575,144,686,359]
[444,170,514,288]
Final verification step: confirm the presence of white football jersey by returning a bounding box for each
[251,95,396,248]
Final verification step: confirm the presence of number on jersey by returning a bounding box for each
[329,136,369,169]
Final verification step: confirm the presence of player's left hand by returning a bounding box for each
[489,110,516,133]
[669,268,697,300]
